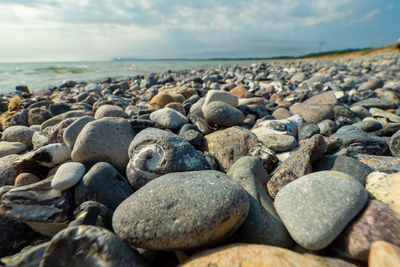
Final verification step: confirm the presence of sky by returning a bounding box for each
[0,0,399,62]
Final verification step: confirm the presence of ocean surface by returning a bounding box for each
[0,60,263,94]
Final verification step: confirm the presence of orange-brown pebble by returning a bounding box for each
[182,243,356,267]
[369,240,400,267]
[230,85,250,98]
[14,173,40,187]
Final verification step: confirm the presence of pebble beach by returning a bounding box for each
[0,52,400,266]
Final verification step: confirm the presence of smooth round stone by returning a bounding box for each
[94,104,128,119]
[14,173,40,187]
[272,108,292,120]
[201,90,238,114]
[74,162,134,210]
[1,126,35,148]
[274,171,368,250]
[318,119,335,135]
[41,226,149,267]
[350,106,371,119]
[289,103,334,123]
[369,241,400,267]
[182,244,354,267]
[71,118,134,173]
[258,134,297,152]
[113,170,250,250]
[353,119,383,132]
[298,122,320,140]
[62,116,95,148]
[313,155,372,185]
[203,101,244,127]
[149,107,188,129]
[51,162,86,190]
[0,141,26,158]
[366,170,400,218]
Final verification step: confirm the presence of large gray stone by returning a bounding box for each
[126,128,210,189]
[227,156,293,247]
[149,108,188,129]
[313,155,373,185]
[203,101,244,127]
[113,170,249,250]
[258,134,297,152]
[274,171,368,250]
[74,162,134,211]
[71,117,134,173]
[0,141,26,158]
[41,226,149,267]
[1,126,35,148]
[51,162,86,190]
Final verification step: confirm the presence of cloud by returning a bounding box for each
[0,0,387,61]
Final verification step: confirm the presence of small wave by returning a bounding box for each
[32,66,86,74]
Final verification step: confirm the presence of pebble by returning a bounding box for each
[289,103,334,123]
[274,171,368,250]
[62,115,95,148]
[369,241,400,267]
[1,126,35,148]
[113,170,249,250]
[14,173,40,187]
[71,117,134,172]
[41,226,149,267]
[94,104,128,119]
[51,162,86,190]
[0,141,26,158]
[366,170,400,218]
[257,134,297,152]
[182,244,356,267]
[201,90,238,114]
[331,200,400,261]
[227,156,293,247]
[74,162,134,210]
[149,107,188,129]
[203,101,244,127]
[126,128,210,189]
[0,154,19,186]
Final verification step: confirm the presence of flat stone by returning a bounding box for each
[272,107,292,120]
[203,101,244,127]
[351,98,398,109]
[366,170,400,218]
[112,170,249,250]
[75,162,134,210]
[267,134,327,199]
[1,126,35,148]
[230,85,250,98]
[0,141,26,158]
[181,244,356,267]
[41,226,149,267]
[227,156,293,247]
[370,108,400,123]
[313,155,372,185]
[289,103,334,123]
[350,153,400,171]
[204,126,259,172]
[258,134,297,152]
[369,240,400,267]
[62,116,95,148]
[51,162,85,190]
[252,114,304,137]
[274,171,368,250]
[202,90,238,114]
[350,106,371,119]
[149,107,188,129]
[0,155,20,186]
[304,91,338,106]
[94,104,128,119]
[71,117,134,173]
[149,93,177,109]
[126,128,210,189]
[331,200,400,261]
[352,119,383,132]
[14,173,40,187]
[0,177,73,237]
[331,125,388,155]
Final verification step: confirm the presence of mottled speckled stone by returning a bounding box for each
[331,200,400,261]
[274,171,368,250]
[113,170,249,250]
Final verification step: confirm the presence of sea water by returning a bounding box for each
[0,60,262,94]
